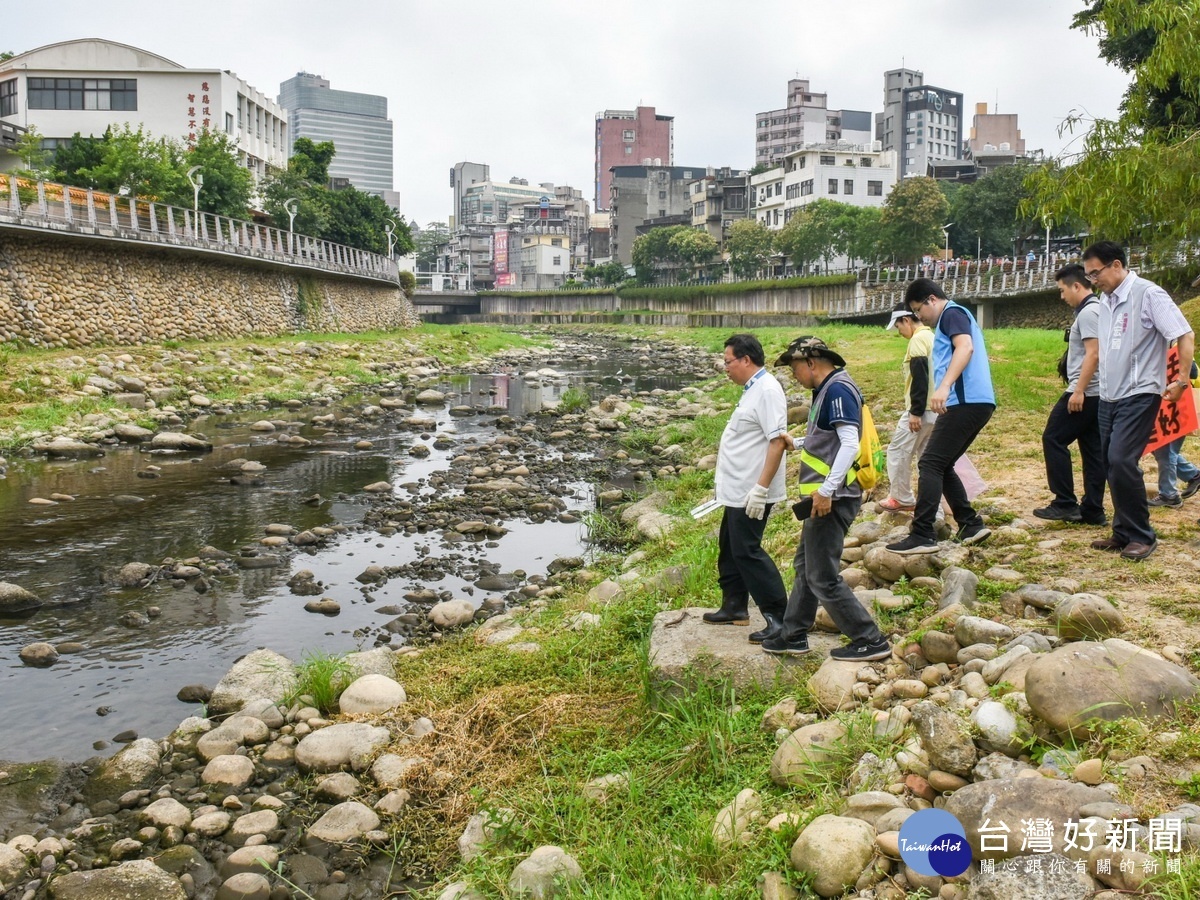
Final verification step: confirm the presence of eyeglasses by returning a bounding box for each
[909,297,933,313]
[1084,261,1114,281]
[723,356,741,368]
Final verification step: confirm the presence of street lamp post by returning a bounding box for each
[185,165,203,234]
[283,198,298,256]
[942,222,954,264]
[1044,217,1052,263]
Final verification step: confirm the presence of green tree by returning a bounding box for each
[947,164,1042,257]
[774,206,821,273]
[322,186,413,256]
[290,137,336,185]
[836,204,885,267]
[725,219,775,278]
[667,228,718,276]
[1025,0,1200,249]
[13,127,49,178]
[75,124,189,204]
[630,224,689,282]
[51,132,108,186]
[594,261,628,284]
[183,129,253,217]
[880,176,950,262]
[0,52,14,63]
[413,221,450,270]
[773,200,853,273]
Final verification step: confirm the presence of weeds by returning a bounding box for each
[285,651,356,714]
[557,386,590,413]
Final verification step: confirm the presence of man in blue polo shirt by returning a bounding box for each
[887,278,996,555]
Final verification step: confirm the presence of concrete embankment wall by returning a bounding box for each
[0,234,418,348]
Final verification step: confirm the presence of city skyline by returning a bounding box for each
[7,0,1132,229]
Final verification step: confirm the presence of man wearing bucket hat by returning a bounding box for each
[878,305,936,513]
[760,336,891,662]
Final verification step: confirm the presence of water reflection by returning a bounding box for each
[0,354,683,762]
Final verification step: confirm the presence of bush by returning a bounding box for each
[397,269,416,297]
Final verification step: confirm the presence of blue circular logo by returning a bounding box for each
[898,808,971,877]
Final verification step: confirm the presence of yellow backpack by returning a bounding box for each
[852,404,884,491]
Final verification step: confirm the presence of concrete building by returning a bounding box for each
[0,39,287,181]
[608,163,702,266]
[594,106,673,211]
[278,72,394,201]
[755,78,872,168]
[876,68,964,179]
[753,142,897,227]
[688,167,750,245]
[553,184,591,270]
[967,102,1026,176]
[512,199,571,290]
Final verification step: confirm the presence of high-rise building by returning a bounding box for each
[608,163,702,266]
[594,106,673,212]
[278,72,394,200]
[0,39,286,181]
[876,68,964,179]
[754,78,872,168]
[967,102,1026,176]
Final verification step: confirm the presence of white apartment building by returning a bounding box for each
[752,143,897,229]
[0,39,287,180]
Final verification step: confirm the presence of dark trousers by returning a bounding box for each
[1099,394,1161,547]
[911,403,995,540]
[717,505,787,616]
[782,496,883,644]
[1042,392,1104,519]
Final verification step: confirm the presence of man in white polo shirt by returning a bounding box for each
[703,333,790,644]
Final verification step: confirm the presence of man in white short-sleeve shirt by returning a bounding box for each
[703,333,789,644]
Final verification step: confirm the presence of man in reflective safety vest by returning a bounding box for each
[760,336,891,662]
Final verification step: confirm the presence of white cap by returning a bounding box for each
[886,309,916,330]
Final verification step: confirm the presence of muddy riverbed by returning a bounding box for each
[0,337,711,763]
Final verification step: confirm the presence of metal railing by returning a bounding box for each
[0,175,398,284]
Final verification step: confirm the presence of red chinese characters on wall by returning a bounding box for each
[184,82,214,146]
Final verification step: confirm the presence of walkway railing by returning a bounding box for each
[0,175,398,284]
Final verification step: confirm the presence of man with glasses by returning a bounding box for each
[1082,241,1194,560]
[1033,264,1107,525]
[886,279,995,555]
[702,334,789,644]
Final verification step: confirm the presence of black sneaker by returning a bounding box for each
[1148,494,1183,508]
[1184,474,1200,499]
[830,639,892,662]
[1080,515,1109,526]
[886,534,938,555]
[761,634,811,656]
[956,523,992,545]
[1033,505,1082,522]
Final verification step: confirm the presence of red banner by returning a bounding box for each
[1145,346,1198,453]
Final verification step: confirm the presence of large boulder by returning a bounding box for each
[82,738,162,803]
[294,722,392,773]
[911,701,977,777]
[49,859,186,899]
[1025,639,1200,738]
[943,778,1112,860]
[0,582,41,614]
[788,814,875,897]
[648,608,819,693]
[807,659,861,712]
[150,432,212,452]
[208,649,296,716]
[965,854,1094,899]
[306,801,381,844]
[770,721,848,786]
[338,674,406,715]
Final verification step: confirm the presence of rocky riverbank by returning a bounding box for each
[2,326,1200,899]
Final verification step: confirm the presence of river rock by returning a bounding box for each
[789,814,875,897]
[48,858,187,899]
[1025,639,1200,738]
[966,854,1093,899]
[338,673,407,714]
[954,616,1014,646]
[208,649,297,716]
[939,566,978,609]
[712,788,762,847]
[971,699,1027,756]
[83,738,162,802]
[142,797,192,829]
[345,647,400,679]
[114,423,155,442]
[219,844,276,878]
[770,721,849,786]
[1050,593,1126,640]
[19,641,58,666]
[0,581,41,613]
[306,801,381,844]
[807,658,862,712]
[215,873,271,900]
[35,437,104,458]
[201,755,256,792]
[507,845,584,898]
[294,722,392,773]
[911,701,977,777]
[150,432,212,452]
[943,778,1113,860]
[225,809,279,847]
[0,843,29,887]
[429,599,476,628]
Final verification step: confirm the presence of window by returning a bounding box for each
[658,171,667,182]
[553,255,561,265]
[786,184,800,200]
[694,202,705,216]
[622,129,634,141]
[828,179,838,194]
[801,179,814,196]
[658,190,666,199]
[774,183,782,196]
[867,181,883,196]
[860,158,872,167]
[844,180,854,195]
[28,77,137,111]
[225,113,234,134]
[798,156,806,168]
[0,79,16,117]
[551,238,562,247]
[624,146,632,154]
[658,209,666,217]
[683,171,692,178]
[820,155,835,165]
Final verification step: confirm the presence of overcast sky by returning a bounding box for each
[9,0,1132,228]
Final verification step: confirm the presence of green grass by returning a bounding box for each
[285,651,356,714]
[557,386,590,413]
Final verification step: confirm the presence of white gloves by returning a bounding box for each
[744,484,769,520]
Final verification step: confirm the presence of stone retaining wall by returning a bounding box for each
[0,234,418,348]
